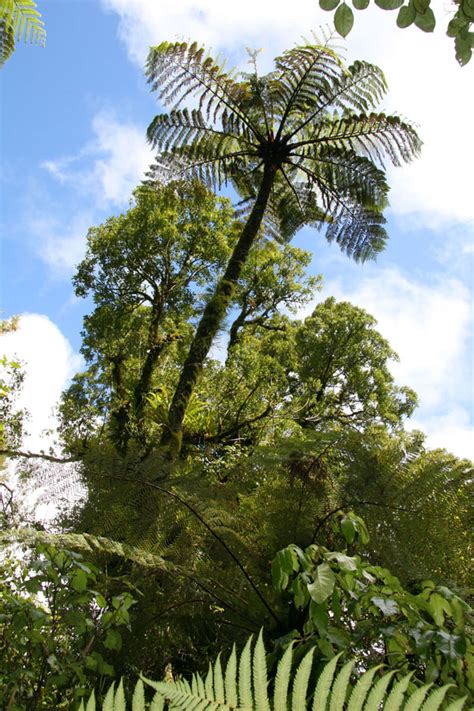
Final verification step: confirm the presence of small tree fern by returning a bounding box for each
[80,632,468,710]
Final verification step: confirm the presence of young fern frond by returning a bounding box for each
[80,632,467,709]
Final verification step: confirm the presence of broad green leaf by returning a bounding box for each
[104,629,122,651]
[427,593,451,626]
[326,553,358,571]
[414,7,436,31]
[341,518,355,544]
[353,0,370,9]
[371,597,399,616]
[320,0,341,9]
[374,0,404,8]
[292,647,315,710]
[71,569,88,592]
[307,563,335,604]
[397,3,416,27]
[434,630,466,659]
[310,601,329,633]
[334,3,354,36]
[413,0,430,12]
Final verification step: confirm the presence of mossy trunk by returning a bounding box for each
[162,164,277,455]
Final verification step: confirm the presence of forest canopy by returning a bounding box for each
[1,33,472,711]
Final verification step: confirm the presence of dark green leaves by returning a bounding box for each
[334,3,354,36]
[414,6,436,31]
[320,0,341,10]
[374,0,404,9]
[397,2,416,28]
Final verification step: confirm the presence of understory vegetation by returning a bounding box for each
[1,37,472,710]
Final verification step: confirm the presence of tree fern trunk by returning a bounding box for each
[162,164,277,455]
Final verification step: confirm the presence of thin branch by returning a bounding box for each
[0,449,79,464]
[103,473,281,626]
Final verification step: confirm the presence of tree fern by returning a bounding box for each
[145,38,421,452]
[79,632,468,709]
[0,0,45,67]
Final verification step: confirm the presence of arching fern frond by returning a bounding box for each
[0,0,45,67]
[79,632,468,709]
[146,41,260,140]
[0,527,169,570]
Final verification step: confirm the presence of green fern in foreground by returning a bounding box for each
[80,632,468,710]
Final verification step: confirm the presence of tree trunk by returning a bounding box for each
[162,163,277,455]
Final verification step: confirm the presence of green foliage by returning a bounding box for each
[0,352,26,454]
[0,542,136,709]
[145,38,420,444]
[0,0,46,67]
[79,633,469,709]
[271,525,473,697]
[318,0,473,65]
[147,39,420,259]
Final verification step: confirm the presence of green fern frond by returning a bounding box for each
[0,0,45,67]
[0,527,169,570]
[81,633,467,708]
[146,41,258,138]
[0,17,15,65]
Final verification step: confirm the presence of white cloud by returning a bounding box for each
[409,407,473,460]
[101,0,473,230]
[28,211,95,274]
[35,111,155,274]
[43,111,154,209]
[303,267,473,458]
[1,314,82,452]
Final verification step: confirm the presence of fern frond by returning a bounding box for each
[0,527,169,570]
[81,633,467,709]
[0,0,45,53]
[0,18,15,66]
[291,113,421,168]
[146,41,260,139]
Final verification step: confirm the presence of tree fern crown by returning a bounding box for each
[146,39,421,262]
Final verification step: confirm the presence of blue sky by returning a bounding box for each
[1,0,473,457]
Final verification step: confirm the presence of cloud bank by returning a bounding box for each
[305,267,473,459]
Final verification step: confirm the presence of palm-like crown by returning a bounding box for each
[146,39,421,261]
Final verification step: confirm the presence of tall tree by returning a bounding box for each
[146,39,421,454]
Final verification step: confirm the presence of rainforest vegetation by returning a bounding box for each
[0,33,473,711]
